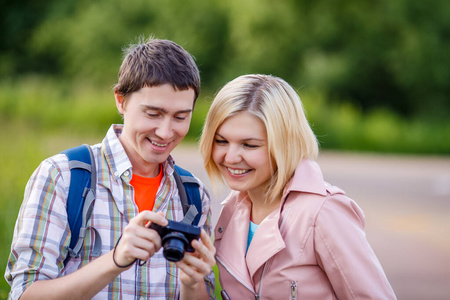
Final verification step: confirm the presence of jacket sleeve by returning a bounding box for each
[314,193,397,299]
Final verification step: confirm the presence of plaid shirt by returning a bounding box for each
[5,125,214,299]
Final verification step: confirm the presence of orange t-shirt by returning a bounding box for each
[130,167,163,212]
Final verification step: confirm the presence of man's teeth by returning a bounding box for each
[228,168,248,175]
[152,141,168,147]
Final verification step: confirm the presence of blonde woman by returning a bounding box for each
[200,74,396,299]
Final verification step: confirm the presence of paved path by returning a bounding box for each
[173,145,450,299]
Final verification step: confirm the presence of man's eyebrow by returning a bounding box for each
[142,105,192,114]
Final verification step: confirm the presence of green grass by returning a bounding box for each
[213,264,222,299]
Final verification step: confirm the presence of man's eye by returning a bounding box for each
[147,112,159,117]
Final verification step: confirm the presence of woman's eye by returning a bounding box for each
[215,139,228,145]
[244,143,260,149]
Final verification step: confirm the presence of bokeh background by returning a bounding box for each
[1,0,449,299]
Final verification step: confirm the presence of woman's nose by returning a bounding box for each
[224,145,242,164]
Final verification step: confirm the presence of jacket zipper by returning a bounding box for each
[216,256,259,299]
[290,281,298,300]
[256,262,269,298]
[217,256,270,300]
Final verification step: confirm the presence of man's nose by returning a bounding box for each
[155,118,173,140]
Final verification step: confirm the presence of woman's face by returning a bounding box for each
[212,111,272,198]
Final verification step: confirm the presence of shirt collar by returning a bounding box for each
[101,124,132,181]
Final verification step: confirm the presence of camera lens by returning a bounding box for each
[162,232,189,262]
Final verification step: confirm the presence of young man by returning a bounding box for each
[5,38,216,299]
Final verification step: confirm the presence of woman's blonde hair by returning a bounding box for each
[200,74,319,203]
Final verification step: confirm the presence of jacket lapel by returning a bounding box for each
[215,195,254,289]
[245,207,286,278]
[216,193,287,283]
[245,160,327,277]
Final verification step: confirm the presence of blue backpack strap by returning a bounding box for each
[173,165,202,226]
[62,145,101,264]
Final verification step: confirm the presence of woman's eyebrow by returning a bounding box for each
[215,132,264,142]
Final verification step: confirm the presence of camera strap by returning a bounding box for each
[173,165,202,225]
[181,205,199,225]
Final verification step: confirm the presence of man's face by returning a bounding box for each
[115,84,195,177]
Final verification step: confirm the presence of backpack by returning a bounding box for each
[61,144,202,263]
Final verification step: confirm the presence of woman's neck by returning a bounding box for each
[248,192,281,225]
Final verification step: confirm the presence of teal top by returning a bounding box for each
[246,220,259,254]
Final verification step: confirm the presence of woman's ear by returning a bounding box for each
[115,92,125,114]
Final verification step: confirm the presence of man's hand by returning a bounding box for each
[20,211,169,300]
[113,211,168,268]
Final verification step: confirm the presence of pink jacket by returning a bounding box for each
[214,159,396,299]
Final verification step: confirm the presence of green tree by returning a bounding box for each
[2,0,450,120]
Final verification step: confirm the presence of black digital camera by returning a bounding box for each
[150,220,201,262]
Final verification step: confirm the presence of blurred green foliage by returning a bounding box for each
[2,0,450,120]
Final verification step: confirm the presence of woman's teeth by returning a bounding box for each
[228,168,249,175]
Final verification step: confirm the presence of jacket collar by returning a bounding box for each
[281,159,328,200]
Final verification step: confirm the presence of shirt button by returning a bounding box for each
[124,170,130,177]
[218,227,224,233]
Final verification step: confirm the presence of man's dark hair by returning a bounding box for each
[114,37,200,104]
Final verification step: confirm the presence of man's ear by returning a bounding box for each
[115,92,125,114]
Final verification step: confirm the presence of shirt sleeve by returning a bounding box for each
[5,155,72,300]
[314,194,397,299]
